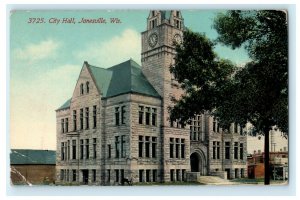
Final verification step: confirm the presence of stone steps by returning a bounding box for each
[197,176,237,185]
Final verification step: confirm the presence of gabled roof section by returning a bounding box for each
[10,149,56,165]
[89,59,160,98]
[56,98,71,111]
[57,59,161,110]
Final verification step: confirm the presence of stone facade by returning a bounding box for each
[56,10,247,185]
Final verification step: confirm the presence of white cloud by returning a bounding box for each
[75,29,141,67]
[13,39,60,63]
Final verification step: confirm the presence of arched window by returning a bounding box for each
[80,83,84,95]
[86,81,90,94]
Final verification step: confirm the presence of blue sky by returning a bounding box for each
[10,10,251,150]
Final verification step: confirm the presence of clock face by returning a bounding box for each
[148,33,158,48]
[173,34,182,45]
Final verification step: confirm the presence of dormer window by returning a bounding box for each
[176,11,180,17]
[80,83,84,95]
[86,81,90,94]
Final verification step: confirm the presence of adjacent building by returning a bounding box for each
[56,10,247,185]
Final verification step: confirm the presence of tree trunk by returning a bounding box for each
[264,129,270,185]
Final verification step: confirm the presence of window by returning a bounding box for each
[213,141,216,159]
[213,118,216,132]
[170,169,175,181]
[152,137,157,158]
[107,170,111,183]
[190,115,203,141]
[225,142,230,159]
[152,108,157,126]
[121,135,126,158]
[85,107,89,129]
[240,125,243,135]
[61,119,65,133]
[115,170,119,183]
[234,123,238,133]
[146,170,150,182]
[67,140,70,160]
[92,169,96,182]
[175,138,180,158]
[139,136,143,157]
[80,108,83,130]
[80,139,84,159]
[80,83,84,95]
[93,105,97,128]
[170,138,174,158]
[93,138,97,159]
[139,106,144,124]
[181,139,185,158]
[152,170,157,182]
[73,110,77,131]
[64,142,67,160]
[145,136,150,157]
[240,143,244,160]
[115,136,120,158]
[108,144,111,158]
[65,118,68,132]
[145,107,150,125]
[139,170,144,182]
[85,139,89,159]
[176,169,180,181]
[234,142,238,159]
[182,169,186,181]
[86,82,90,94]
[217,122,220,133]
[66,169,69,182]
[72,170,76,182]
[61,142,65,160]
[120,169,124,182]
[217,142,220,159]
[121,106,126,124]
[72,140,76,159]
[60,169,64,181]
[115,107,120,126]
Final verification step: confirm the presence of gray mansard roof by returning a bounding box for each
[57,59,160,111]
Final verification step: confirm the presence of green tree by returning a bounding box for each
[170,10,288,185]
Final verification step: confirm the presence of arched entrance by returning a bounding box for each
[190,151,207,175]
[190,152,200,172]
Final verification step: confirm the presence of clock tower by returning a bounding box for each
[141,10,184,127]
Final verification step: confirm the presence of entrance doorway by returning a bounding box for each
[82,170,89,185]
[190,151,206,175]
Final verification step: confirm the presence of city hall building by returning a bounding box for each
[56,10,247,185]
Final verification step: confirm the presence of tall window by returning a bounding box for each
[139,170,144,182]
[213,141,216,159]
[80,83,84,95]
[213,118,216,132]
[170,169,175,181]
[121,135,126,158]
[217,142,220,159]
[61,142,65,160]
[72,140,76,159]
[92,169,96,182]
[60,169,64,181]
[85,107,89,129]
[146,170,150,182]
[115,136,120,158]
[108,144,111,158]
[139,106,144,124]
[80,139,84,159]
[115,107,120,126]
[67,140,70,160]
[139,136,143,157]
[152,108,157,126]
[86,81,90,94]
[145,136,150,157]
[234,123,238,133]
[145,107,150,125]
[175,138,180,158]
[121,106,126,124]
[152,170,157,182]
[181,139,185,158]
[225,142,230,159]
[152,137,157,158]
[65,118,69,132]
[240,143,244,160]
[73,110,77,131]
[61,119,65,133]
[115,170,119,183]
[72,170,76,182]
[93,105,97,128]
[240,125,243,135]
[80,109,83,130]
[85,139,89,159]
[170,138,174,158]
[93,138,97,159]
[234,142,238,159]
